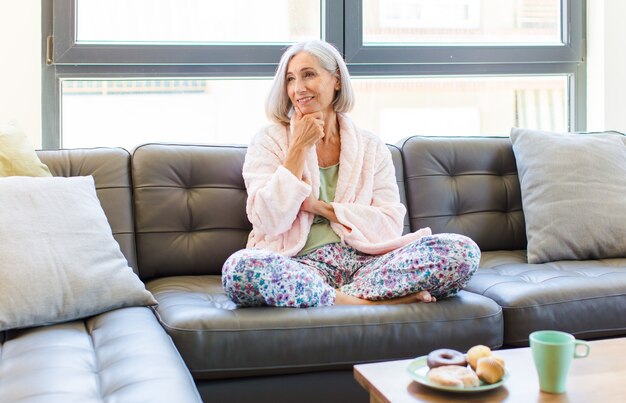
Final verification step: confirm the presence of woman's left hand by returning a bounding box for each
[300,193,339,223]
[300,193,318,214]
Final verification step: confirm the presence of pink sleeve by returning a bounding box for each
[331,142,431,254]
[243,130,311,237]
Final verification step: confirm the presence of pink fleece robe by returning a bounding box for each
[244,113,432,256]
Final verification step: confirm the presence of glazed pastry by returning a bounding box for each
[466,345,492,370]
[476,356,506,384]
[428,365,480,388]
[426,349,468,369]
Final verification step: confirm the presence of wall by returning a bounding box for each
[587,0,626,132]
[0,0,41,148]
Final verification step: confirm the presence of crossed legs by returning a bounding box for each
[222,234,480,307]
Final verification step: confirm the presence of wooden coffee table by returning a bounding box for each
[354,337,625,402]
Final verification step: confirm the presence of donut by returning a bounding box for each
[428,365,480,388]
[426,349,468,369]
[466,345,492,370]
[476,356,506,384]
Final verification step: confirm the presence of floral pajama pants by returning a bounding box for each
[221,233,480,307]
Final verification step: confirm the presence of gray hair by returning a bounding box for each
[265,40,355,124]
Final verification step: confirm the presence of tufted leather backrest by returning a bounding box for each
[37,148,138,271]
[399,136,526,251]
[132,144,250,280]
[388,144,411,235]
[131,143,409,279]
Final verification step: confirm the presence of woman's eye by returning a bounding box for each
[305,71,315,78]
[286,76,295,82]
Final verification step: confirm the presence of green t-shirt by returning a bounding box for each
[297,163,342,256]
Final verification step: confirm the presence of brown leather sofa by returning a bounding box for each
[131,138,626,402]
[131,143,502,403]
[400,136,626,346]
[3,136,624,403]
[0,148,202,402]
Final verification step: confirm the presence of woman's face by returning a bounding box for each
[286,52,339,116]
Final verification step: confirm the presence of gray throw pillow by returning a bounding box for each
[510,128,626,263]
[0,175,157,331]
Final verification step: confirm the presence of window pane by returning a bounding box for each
[350,76,567,143]
[76,0,321,44]
[62,76,568,149]
[61,79,272,149]
[363,0,561,45]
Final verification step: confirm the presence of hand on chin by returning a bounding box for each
[298,103,322,117]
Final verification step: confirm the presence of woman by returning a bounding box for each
[222,40,480,307]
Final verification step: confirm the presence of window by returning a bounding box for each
[43,0,584,149]
[363,0,562,44]
[351,75,568,141]
[75,0,321,45]
[61,78,272,150]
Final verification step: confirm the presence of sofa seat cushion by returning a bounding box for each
[147,275,503,380]
[466,250,626,345]
[0,307,201,403]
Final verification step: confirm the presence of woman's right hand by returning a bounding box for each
[284,107,324,179]
[291,107,325,150]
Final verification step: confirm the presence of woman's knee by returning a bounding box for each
[222,249,276,305]
[416,233,481,281]
[449,233,480,255]
[430,233,480,261]
[222,248,275,291]
[223,248,275,275]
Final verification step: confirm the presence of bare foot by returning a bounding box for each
[416,290,437,303]
[334,290,436,305]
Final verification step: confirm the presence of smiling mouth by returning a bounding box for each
[297,96,314,105]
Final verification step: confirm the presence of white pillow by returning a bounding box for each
[510,128,626,263]
[0,176,157,331]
